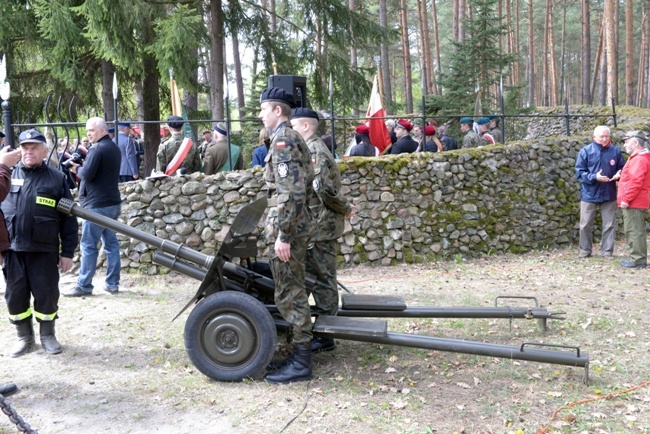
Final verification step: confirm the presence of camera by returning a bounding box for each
[61,146,89,169]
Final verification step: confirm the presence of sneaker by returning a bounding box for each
[104,285,119,294]
[61,286,92,297]
[621,260,647,269]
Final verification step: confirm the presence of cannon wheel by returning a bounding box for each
[184,291,276,382]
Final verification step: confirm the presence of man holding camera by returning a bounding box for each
[63,117,122,297]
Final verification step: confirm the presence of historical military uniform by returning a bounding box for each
[264,122,315,349]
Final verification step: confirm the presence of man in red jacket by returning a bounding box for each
[617,131,650,268]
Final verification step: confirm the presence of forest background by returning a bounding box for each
[0,0,646,173]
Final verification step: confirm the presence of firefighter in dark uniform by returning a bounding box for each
[1,129,79,357]
[258,88,315,384]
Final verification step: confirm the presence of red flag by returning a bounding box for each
[365,75,391,154]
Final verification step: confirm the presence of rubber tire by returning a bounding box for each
[184,291,276,382]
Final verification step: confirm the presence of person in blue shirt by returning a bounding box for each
[251,127,269,168]
[575,125,625,259]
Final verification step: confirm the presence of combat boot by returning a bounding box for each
[264,347,312,384]
[266,352,295,372]
[39,321,62,355]
[10,320,35,358]
[310,336,335,353]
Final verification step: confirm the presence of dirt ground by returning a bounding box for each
[1,240,649,433]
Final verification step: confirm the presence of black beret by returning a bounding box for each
[0,131,5,138]
[166,115,185,130]
[260,87,296,108]
[290,107,319,121]
[18,128,46,145]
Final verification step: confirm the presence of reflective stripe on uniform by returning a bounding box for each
[8,308,32,322]
[33,310,58,321]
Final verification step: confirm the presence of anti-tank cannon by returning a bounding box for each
[57,197,589,383]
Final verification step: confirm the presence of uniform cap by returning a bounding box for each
[107,128,115,134]
[166,115,185,130]
[459,117,474,125]
[290,107,320,121]
[18,128,46,145]
[213,122,227,135]
[424,125,436,136]
[397,119,413,132]
[476,117,490,126]
[355,125,370,135]
[260,87,296,108]
[118,122,131,128]
[0,131,5,138]
[622,130,648,143]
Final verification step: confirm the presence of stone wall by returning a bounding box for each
[109,107,650,272]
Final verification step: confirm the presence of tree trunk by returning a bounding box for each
[432,0,442,94]
[453,0,459,43]
[400,0,413,113]
[626,0,634,105]
[209,0,224,120]
[350,0,359,116]
[416,0,429,95]
[269,0,277,33]
[419,0,435,94]
[232,31,246,119]
[542,0,551,105]
[101,60,115,120]
[614,0,620,102]
[582,0,591,104]
[141,16,160,178]
[591,19,604,104]
[459,0,466,43]
[636,12,646,105]
[528,0,536,106]
[560,0,567,103]
[379,0,392,111]
[605,0,616,104]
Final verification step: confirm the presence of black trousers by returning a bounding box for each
[3,251,60,323]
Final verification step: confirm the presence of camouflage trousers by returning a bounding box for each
[269,236,313,348]
[305,239,339,316]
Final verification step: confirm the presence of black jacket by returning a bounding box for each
[78,134,121,208]
[390,135,419,154]
[1,162,78,257]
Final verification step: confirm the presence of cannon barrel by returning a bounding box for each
[57,198,214,269]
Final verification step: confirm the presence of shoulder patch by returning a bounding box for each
[277,141,286,149]
[278,162,289,178]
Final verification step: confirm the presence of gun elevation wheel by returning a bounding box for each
[184,291,276,382]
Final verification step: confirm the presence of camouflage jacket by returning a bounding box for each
[156,132,201,174]
[306,134,351,242]
[490,127,503,143]
[264,123,315,244]
[462,130,483,149]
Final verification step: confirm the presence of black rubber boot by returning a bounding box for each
[264,347,312,384]
[310,336,336,353]
[10,320,35,358]
[0,383,18,397]
[40,321,62,355]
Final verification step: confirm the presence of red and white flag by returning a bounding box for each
[365,75,391,154]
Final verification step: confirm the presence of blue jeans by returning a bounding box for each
[77,204,121,292]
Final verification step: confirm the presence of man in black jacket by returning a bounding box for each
[1,129,78,356]
[389,119,419,154]
[63,117,122,297]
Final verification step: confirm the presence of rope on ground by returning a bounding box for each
[537,379,650,434]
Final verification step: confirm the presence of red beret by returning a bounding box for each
[397,119,413,132]
[428,120,438,127]
[355,124,370,135]
[424,125,436,136]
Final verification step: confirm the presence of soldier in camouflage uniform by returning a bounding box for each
[460,117,483,149]
[258,88,315,384]
[489,116,503,143]
[155,115,201,174]
[290,107,354,354]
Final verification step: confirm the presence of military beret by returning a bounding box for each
[166,115,185,130]
[290,107,319,121]
[0,131,5,138]
[213,122,227,135]
[459,117,474,125]
[477,117,490,126]
[622,130,649,143]
[424,125,436,136]
[397,119,413,132]
[260,87,296,108]
[355,125,370,135]
[203,129,212,135]
[18,128,46,145]
[428,120,439,127]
